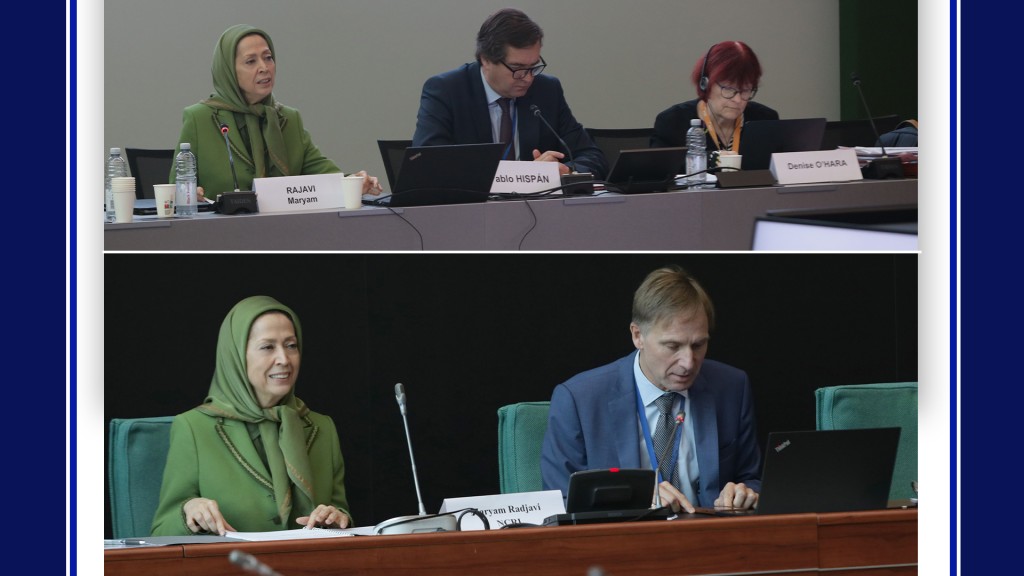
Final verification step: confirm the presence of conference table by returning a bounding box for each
[104,508,917,576]
[103,179,917,251]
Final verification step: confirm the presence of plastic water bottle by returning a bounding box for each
[175,143,198,218]
[685,119,707,188]
[105,147,128,222]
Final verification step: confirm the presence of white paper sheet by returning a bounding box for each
[225,527,356,541]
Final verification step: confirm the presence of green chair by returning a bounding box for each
[497,401,550,494]
[108,416,174,538]
[815,382,918,501]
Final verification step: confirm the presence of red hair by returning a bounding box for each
[690,41,763,100]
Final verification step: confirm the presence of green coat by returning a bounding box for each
[169,102,341,199]
[150,407,350,535]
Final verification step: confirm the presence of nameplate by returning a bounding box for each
[438,490,565,530]
[253,173,345,213]
[490,161,561,194]
[770,149,862,185]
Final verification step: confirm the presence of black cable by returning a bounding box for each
[517,198,539,250]
[361,198,425,250]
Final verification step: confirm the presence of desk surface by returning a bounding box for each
[104,509,917,576]
[103,179,918,251]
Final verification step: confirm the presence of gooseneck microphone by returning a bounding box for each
[219,123,243,192]
[395,383,427,516]
[228,550,283,576]
[530,104,576,168]
[652,412,685,509]
[215,123,259,214]
[849,73,904,179]
[530,104,594,196]
[372,383,458,534]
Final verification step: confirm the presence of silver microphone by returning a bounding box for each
[228,550,283,576]
[371,384,458,534]
[395,383,426,515]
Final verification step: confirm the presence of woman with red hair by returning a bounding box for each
[650,41,778,154]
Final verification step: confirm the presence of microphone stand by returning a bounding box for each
[849,73,904,180]
[372,384,457,535]
[216,123,259,214]
[530,105,594,196]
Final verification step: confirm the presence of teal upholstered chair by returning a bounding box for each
[108,416,174,538]
[815,382,918,501]
[497,401,550,494]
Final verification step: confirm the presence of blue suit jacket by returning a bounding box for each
[412,62,608,179]
[541,351,762,508]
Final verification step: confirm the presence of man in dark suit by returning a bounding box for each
[541,265,762,513]
[412,8,607,179]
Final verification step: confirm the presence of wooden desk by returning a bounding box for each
[104,509,917,576]
[103,179,917,251]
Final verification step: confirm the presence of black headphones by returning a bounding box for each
[698,43,717,92]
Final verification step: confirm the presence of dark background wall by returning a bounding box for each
[103,253,916,536]
[840,0,918,121]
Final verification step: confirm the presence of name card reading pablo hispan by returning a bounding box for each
[438,490,565,530]
[253,173,345,213]
[769,149,863,185]
[490,160,562,194]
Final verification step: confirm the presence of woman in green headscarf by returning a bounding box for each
[151,296,351,535]
[169,24,382,202]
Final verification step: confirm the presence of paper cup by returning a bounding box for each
[341,175,364,210]
[153,184,176,218]
[113,190,135,223]
[717,153,742,172]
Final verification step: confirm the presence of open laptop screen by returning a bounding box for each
[739,118,826,170]
[755,427,901,515]
[385,142,505,207]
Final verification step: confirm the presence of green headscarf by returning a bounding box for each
[197,295,315,526]
[201,24,292,179]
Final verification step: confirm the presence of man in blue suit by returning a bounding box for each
[541,265,761,513]
[412,8,607,179]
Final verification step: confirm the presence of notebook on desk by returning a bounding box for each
[604,147,687,194]
[739,118,827,170]
[542,468,674,526]
[376,143,505,207]
[714,427,901,516]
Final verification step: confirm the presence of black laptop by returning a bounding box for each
[380,143,505,207]
[738,118,827,170]
[542,468,674,526]
[714,427,901,516]
[604,147,687,194]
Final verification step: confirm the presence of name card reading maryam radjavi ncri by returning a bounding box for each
[439,490,565,530]
[490,160,562,194]
[770,148,863,185]
[253,173,347,213]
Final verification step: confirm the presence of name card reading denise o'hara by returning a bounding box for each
[253,173,347,213]
[439,490,565,530]
[769,148,863,185]
[490,160,562,194]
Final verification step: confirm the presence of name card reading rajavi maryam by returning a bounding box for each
[439,490,565,530]
[253,173,347,213]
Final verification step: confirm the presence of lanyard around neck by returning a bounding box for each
[699,100,743,153]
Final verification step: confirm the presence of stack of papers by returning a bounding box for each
[843,146,918,167]
[226,527,359,541]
